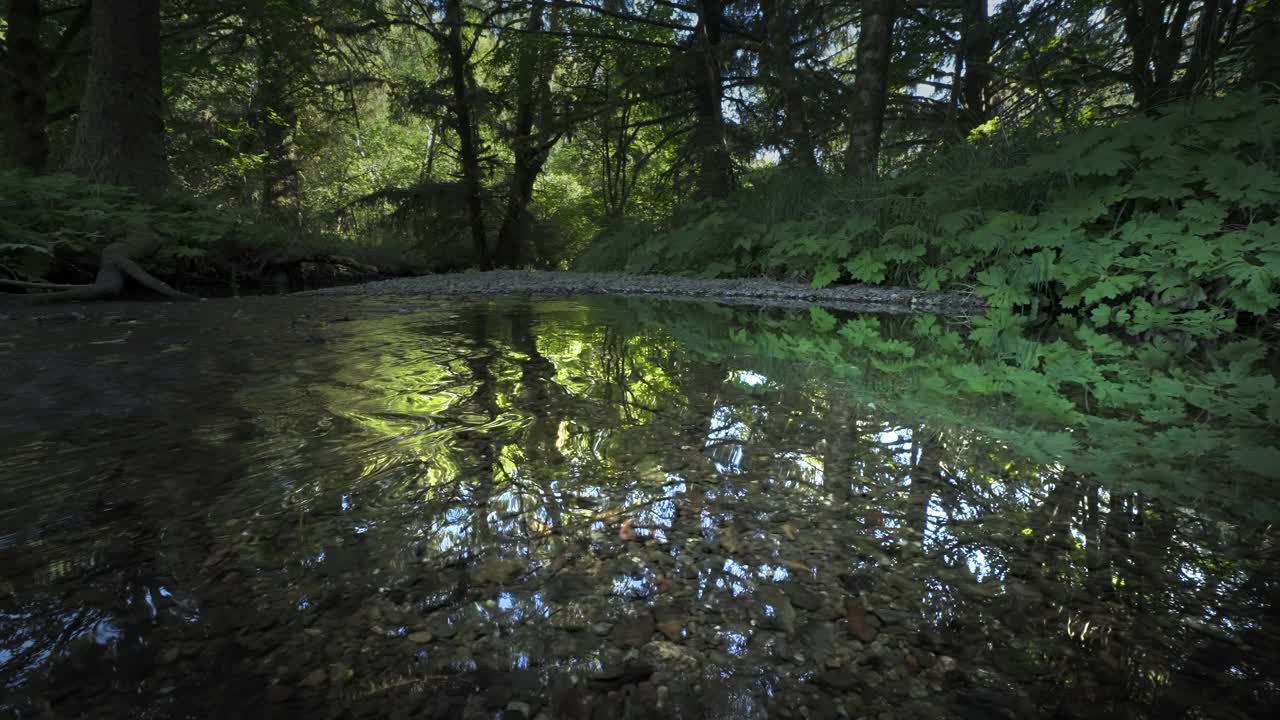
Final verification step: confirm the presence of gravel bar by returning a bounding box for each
[300,270,983,314]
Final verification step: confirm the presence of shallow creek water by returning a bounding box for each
[1,296,1277,720]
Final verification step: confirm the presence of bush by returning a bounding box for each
[583,93,1280,337]
[0,170,277,283]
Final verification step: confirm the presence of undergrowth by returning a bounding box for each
[0,171,275,283]
[582,92,1280,339]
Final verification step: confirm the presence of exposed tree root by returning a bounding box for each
[0,233,199,304]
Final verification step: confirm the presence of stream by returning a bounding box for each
[1,296,1277,719]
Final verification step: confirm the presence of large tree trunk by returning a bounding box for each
[5,0,194,303]
[1249,0,1280,86]
[692,0,735,197]
[2,0,49,173]
[844,0,895,178]
[65,0,169,199]
[761,0,817,168]
[494,0,558,268]
[958,0,993,135]
[444,0,493,270]
[255,21,304,238]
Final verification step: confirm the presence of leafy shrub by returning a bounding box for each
[585,93,1280,337]
[0,170,274,282]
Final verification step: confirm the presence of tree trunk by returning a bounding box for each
[494,0,558,268]
[1118,0,1192,110]
[958,0,993,135]
[444,0,493,270]
[65,0,169,199]
[256,33,303,238]
[692,0,735,197]
[761,0,817,168]
[2,0,49,173]
[844,0,895,178]
[1249,0,1280,86]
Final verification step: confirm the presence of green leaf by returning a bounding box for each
[1229,448,1280,479]
[811,263,841,289]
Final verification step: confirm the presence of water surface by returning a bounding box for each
[1,296,1277,719]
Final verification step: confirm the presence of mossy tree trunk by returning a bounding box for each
[65,0,169,200]
[844,0,895,178]
[3,0,193,303]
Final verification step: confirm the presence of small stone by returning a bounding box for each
[718,527,740,553]
[872,607,912,626]
[407,631,433,643]
[299,668,326,688]
[758,586,797,634]
[814,670,859,692]
[551,602,590,631]
[656,620,683,642]
[782,560,813,576]
[640,641,702,674]
[845,597,877,643]
[504,701,533,719]
[472,558,523,585]
[611,610,655,649]
[784,584,823,612]
[329,663,352,686]
[159,647,181,664]
[266,684,293,703]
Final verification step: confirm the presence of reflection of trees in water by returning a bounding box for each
[2,300,1276,718]
[0,352,267,714]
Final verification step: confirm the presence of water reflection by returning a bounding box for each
[0,297,1277,719]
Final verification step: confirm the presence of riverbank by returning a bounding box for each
[300,270,983,314]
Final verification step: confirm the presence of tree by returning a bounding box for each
[958,0,992,134]
[65,0,169,198]
[760,0,817,167]
[691,0,735,196]
[443,0,493,269]
[4,0,195,303]
[845,0,896,177]
[1250,0,1280,86]
[1,0,49,173]
[494,0,560,267]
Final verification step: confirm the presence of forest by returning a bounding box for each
[5,4,1280,717]
[0,0,1276,313]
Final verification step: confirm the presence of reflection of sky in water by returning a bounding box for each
[5,299,1276,716]
[878,427,914,465]
[967,548,992,581]
[718,628,749,657]
[718,559,752,596]
[709,407,750,443]
[760,564,789,582]
[612,574,650,598]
